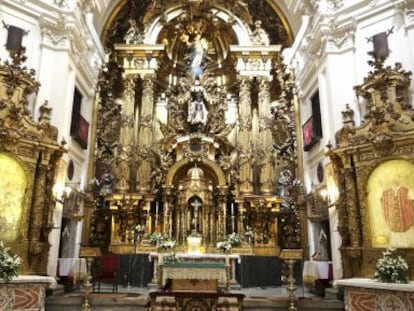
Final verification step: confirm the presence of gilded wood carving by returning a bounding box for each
[329,54,414,278]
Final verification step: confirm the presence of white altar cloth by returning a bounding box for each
[57,258,87,284]
[148,252,241,289]
[149,252,241,263]
[334,278,414,291]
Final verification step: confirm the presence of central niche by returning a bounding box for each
[174,165,216,246]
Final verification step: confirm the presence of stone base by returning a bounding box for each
[335,278,414,311]
[0,275,56,311]
[149,291,245,311]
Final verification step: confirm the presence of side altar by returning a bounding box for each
[335,278,414,311]
[149,252,241,290]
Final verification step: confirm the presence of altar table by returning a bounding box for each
[149,252,241,289]
[160,261,228,288]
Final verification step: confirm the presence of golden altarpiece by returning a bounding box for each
[328,52,414,279]
[0,49,64,275]
[86,0,304,257]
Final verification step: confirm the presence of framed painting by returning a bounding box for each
[367,159,414,248]
[0,153,27,243]
[302,116,319,151]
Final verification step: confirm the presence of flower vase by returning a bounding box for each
[136,234,141,245]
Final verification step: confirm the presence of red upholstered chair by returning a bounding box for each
[92,255,119,293]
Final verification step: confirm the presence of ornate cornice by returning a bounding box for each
[39,15,70,48]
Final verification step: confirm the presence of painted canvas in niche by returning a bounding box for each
[0,153,27,243]
[367,159,414,247]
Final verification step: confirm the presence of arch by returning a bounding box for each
[165,158,227,186]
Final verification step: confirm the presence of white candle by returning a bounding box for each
[155,201,159,225]
[231,203,234,216]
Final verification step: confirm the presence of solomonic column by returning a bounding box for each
[114,75,136,192]
[257,77,275,194]
[136,74,155,193]
[237,76,254,194]
[113,43,164,194]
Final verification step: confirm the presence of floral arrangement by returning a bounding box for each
[226,232,242,246]
[216,232,243,252]
[134,224,145,234]
[374,247,409,284]
[0,241,21,282]
[216,240,232,252]
[149,232,166,246]
[158,240,176,251]
[164,253,181,264]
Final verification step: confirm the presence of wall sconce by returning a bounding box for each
[318,183,338,208]
[52,182,81,204]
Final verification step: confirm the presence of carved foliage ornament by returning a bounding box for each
[335,56,413,149]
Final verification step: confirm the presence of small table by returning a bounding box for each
[303,260,332,289]
[57,258,87,285]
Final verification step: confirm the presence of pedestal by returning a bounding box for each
[335,278,414,311]
[0,276,56,311]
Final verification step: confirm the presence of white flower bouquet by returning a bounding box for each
[0,241,21,282]
[374,247,409,283]
[227,232,242,246]
[134,224,145,234]
[216,241,232,252]
[216,232,243,252]
[149,232,165,246]
[158,240,176,251]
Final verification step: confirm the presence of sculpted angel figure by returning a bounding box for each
[251,20,270,46]
[124,19,142,44]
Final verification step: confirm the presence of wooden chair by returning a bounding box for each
[92,255,119,293]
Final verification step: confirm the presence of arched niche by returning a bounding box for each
[367,159,414,248]
[165,158,227,187]
[0,153,28,243]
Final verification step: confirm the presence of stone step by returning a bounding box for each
[46,294,345,311]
